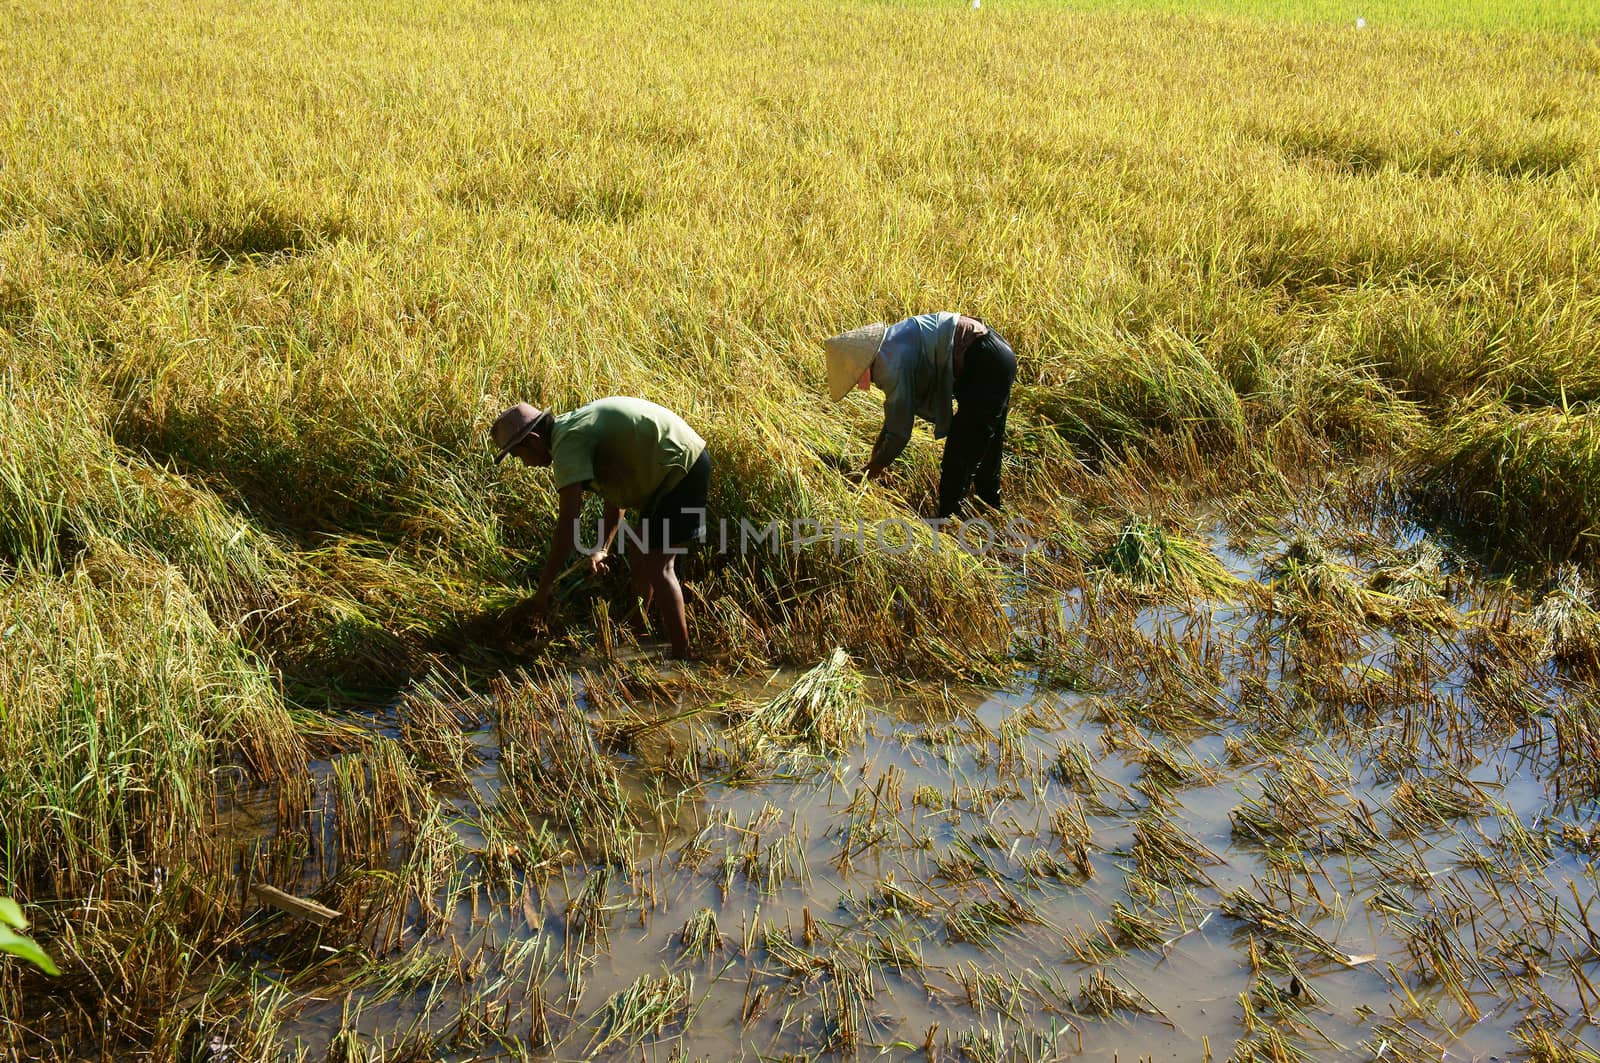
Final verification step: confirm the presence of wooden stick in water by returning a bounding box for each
[250,883,340,926]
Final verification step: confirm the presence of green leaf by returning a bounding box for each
[0,897,25,931]
[0,927,59,976]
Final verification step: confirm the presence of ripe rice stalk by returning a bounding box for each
[1396,910,1489,1021]
[1244,969,1335,1053]
[1013,597,1101,692]
[1366,541,1459,633]
[1048,739,1132,810]
[1221,888,1345,962]
[1229,755,1351,851]
[1263,534,1403,633]
[953,962,1030,1022]
[1130,813,1223,889]
[1048,802,1096,878]
[1231,1026,1315,1063]
[1408,405,1600,566]
[474,807,570,886]
[1024,326,1246,461]
[1555,822,1600,858]
[761,922,829,983]
[329,736,430,874]
[1367,540,1449,603]
[818,946,880,1053]
[369,803,471,951]
[1550,696,1600,804]
[1107,901,1173,951]
[1464,650,1548,732]
[1061,920,1119,965]
[1362,1019,1451,1060]
[1130,739,1223,792]
[736,818,811,896]
[1,546,305,902]
[353,941,470,1005]
[834,765,908,870]
[1254,345,1425,457]
[1018,847,1079,883]
[1387,769,1495,835]
[1483,809,1552,870]
[995,709,1041,779]
[0,383,292,626]
[395,669,482,783]
[866,928,924,976]
[954,1018,1078,1063]
[565,866,619,962]
[934,834,1008,890]
[1512,1021,1600,1061]
[583,661,727,756]
[846,873,935,920]
[945,888,1039,949]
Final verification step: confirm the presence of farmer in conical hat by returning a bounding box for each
[491,397,710,660]
[823,313,1016,519]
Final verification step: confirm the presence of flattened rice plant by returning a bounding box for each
[491,672,636,861]
[1090,517,1243,601]
[1263,534,1402,633]
[1409,406,1600,565]
[1526,564,1600,675]
[586,970,693,1055]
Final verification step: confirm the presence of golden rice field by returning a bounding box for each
[3,0,1600,1059]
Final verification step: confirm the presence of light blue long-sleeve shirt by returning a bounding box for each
[868,312,960,469]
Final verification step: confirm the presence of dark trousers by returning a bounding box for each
[939,329,1017,519]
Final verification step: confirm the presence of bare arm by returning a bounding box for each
[865,392,915,477]
[531,482,588,612]
[589,502,624,572]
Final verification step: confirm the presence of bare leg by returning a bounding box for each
[642,552,690,659]
[627,558,654,638]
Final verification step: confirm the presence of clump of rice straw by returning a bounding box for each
[1526,563,1600,672]
[1090,516,1243,600]
[730,648,865,756]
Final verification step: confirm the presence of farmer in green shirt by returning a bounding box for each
[491,397,710,659]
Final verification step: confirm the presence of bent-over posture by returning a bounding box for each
[491,396,710,659]
[823,312,1016,519]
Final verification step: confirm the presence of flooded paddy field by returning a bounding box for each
[171,496,1600,1061]
[5,0,1599,1055]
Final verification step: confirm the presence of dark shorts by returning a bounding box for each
[636,449,711,552]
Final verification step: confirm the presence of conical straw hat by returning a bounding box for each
[822,323,887,402]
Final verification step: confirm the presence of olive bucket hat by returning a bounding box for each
[491,402,548,463]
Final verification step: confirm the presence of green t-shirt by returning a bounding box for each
[550,397,707,511]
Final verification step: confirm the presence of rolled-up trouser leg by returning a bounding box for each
[939,331,1017,518]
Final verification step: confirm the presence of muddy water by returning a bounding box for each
[249,524,1600,1062]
